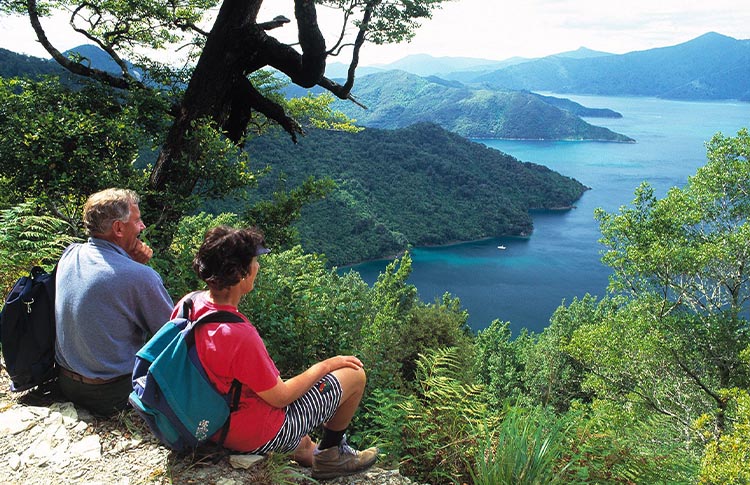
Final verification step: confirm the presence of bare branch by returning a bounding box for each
[69,4,143,85]
[340,2,374,93]
[26,0,142,90]
[317,76,367,109]
[224,76,304,144]
[258,15,290,31]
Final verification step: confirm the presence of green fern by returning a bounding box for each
[397,347,490,484]
[0,200,79,293]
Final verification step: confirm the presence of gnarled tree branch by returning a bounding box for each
[26,0,143,90]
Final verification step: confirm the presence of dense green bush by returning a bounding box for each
[473,319,529,409]
[469,405,571,485]
[241,246,371,376]
[392,348,487,484]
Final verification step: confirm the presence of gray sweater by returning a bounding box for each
[54,238,173,378]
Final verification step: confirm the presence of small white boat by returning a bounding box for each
[497,245,506,250]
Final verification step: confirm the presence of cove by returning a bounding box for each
[343,95,750,335]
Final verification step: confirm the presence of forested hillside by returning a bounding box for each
[0,48,62,79]
[240,123,588,266]
[326,70,634,141]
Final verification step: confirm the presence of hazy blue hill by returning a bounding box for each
[325,63,384,79]
[326,54,529,81]
[474,32,750,101]
[62,44,143,79]
[370,53,522,77]
[332,70,633,141]
[0,44,142,82]
[243,123,589,265]
[62,44,123,74]
[551,47,613,59]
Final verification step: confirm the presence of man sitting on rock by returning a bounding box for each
[55,188,173,416]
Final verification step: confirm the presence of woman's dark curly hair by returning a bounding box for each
[193,225,267,291]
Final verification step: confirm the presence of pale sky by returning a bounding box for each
[1,0,748,66]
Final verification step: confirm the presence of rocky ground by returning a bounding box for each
[0,374,417,485]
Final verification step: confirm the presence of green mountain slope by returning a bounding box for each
[475,32,750,101]
[245,123,588,266]
[0,48,63,79]
[332,70,633,141]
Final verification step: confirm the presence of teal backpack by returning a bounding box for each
[129,297,244,452]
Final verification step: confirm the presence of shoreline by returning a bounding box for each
[337,204,582,269]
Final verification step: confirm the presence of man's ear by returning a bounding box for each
[111,220,125,237]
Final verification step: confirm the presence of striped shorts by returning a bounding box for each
[251,373,343,454]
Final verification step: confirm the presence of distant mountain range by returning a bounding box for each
[325,47,612,79]
[0,42,633,142]
[329,32,749,102]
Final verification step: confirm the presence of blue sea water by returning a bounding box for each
[343,95,750,335]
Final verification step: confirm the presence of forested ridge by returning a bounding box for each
[474,32,750,101]
[0,46,634,143]
[324,70,634,141]
[232,122,588,266]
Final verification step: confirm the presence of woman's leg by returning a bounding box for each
[324,366,366,431]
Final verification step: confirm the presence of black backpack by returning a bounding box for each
[0,266,57,392]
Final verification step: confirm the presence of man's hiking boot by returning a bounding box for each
[311,435,378,479]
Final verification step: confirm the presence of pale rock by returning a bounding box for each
[69,468,87,480]
[50,402,79,426]
[26,437,54,466]
[26,405,51,419]
[216,479,237,485]
[0,407,40,435]
[52,457,70,474]
[229,455,265,470]
[109,438,142,454]
[72,421,89,434]
[41,421,68,443]
[45,410,64,427]
[69,434,102,461]
[228,453,265,469]
[8,452,21,471]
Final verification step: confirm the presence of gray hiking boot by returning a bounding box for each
[311,435,378,480]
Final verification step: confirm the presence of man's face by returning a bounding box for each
[119,203,146,254]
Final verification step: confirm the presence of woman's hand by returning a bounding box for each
[258,355,364,409]
[321,355,364,374]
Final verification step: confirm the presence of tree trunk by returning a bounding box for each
[145,0,328,251]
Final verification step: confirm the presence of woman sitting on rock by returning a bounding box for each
[173,225,377,480]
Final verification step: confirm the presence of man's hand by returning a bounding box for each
[129,239,154,264]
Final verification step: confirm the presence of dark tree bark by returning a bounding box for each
[144,0,367,243]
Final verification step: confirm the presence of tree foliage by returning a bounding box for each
[0,77,154,227]
[2,0,450,251]
[575,129,750,438]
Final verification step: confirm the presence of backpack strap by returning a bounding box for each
[178,290,204,320]
[184,306,245,453]
[214,378,243,450]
